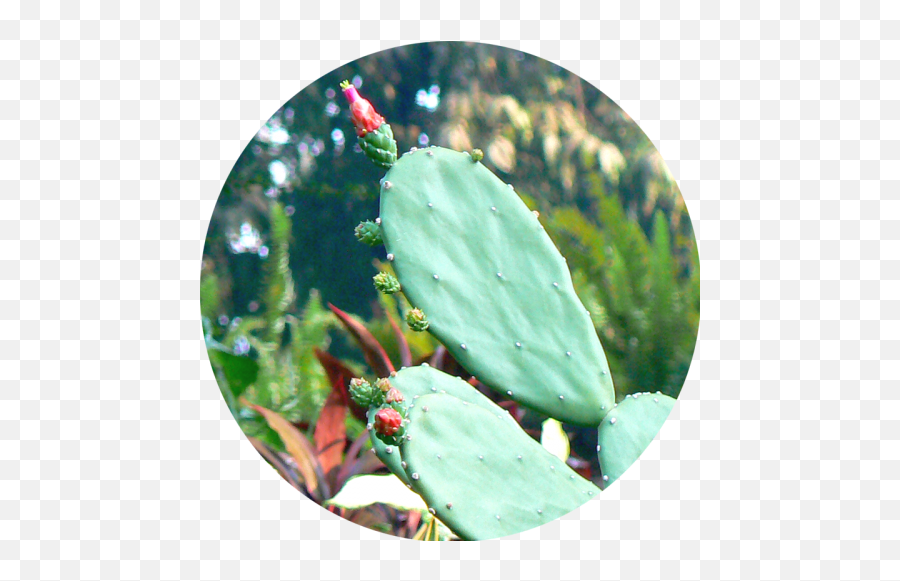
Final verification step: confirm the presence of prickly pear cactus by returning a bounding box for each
[596,392,676,486]
[400,392,600,540]
[366,365,505,487]
[378,146,615,426]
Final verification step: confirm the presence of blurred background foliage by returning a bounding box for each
[201,42,699,535]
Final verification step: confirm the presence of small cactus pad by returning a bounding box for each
[379,147,614,426]
[354,220,383,246]
[405,308,430,332]
[401,393,600,540]
[597,392,676,486]
[373,272,400,294]
[368,365,505,486]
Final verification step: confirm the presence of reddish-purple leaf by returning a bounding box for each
[314,348,369,423]
[249,403,329,501]
[385,308,412,368]
[314,390,348,486]
[328,303,395,378]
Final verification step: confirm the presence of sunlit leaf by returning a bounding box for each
[325,474,428,512]
[540,418,570,461]
[250,403,326,500]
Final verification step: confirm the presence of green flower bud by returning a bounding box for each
[354,220,383,246]
[373,272,400,294]
[406,308,430,332]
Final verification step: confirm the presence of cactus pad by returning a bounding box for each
[367,365,505,486]
[400,393,600,540]
[596,392,676,486]
[378,146,615,426]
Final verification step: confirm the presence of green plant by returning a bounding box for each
[337,83,683,540]
[547,178,699,399]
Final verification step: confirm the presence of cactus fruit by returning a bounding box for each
[373,407,403,436]
[405,308,430,332]
[377,146,615,426]
[596,392,676,486]
[400,392,600,540]
[354,220,383,246]
[341,80,397,168]
[373,272,400,294]
[359,124,398,169]
[349,377,383,409]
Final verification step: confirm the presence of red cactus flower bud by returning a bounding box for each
[385,387,404,404]
[373,407,403,436]
[341,80,385,137]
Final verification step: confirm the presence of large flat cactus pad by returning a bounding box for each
[379,147,615,426]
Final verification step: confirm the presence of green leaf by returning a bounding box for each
[540,418,570,462]
[325,474,429,512]
[209,350,259,399]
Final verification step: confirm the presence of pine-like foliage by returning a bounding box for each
[548,182,699,399]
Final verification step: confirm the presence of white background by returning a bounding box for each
[3,1,895,579]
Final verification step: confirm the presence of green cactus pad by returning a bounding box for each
[354,220,383,246]
[368,365,504,487]
[378,146,615,426]
[596,392,676,486]
[400,393,600,540]
[359,123,397,169]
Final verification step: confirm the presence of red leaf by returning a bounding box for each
[328,303,395,378]
[385,308,412,368]
[314,348,369,423]
[314,390,348,486]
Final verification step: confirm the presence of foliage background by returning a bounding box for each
[200,43,699,532]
